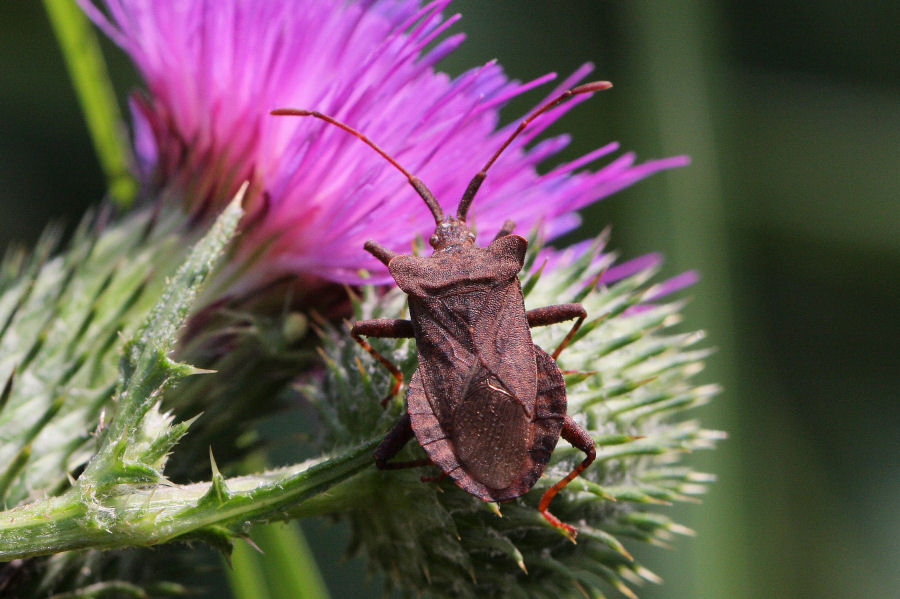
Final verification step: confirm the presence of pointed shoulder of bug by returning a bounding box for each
[383,227,522,296]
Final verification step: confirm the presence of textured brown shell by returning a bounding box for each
[389,235,536,424]
[388,234,566,498]
[408,344,567,501]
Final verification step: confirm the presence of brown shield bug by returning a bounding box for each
[273,80,610,540]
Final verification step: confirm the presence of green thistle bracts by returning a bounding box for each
[307,236,723,598]
[0,199,241,557]
[0,205,720,599]
[0,207,187,507]
[0,195,370,599]
[0,196,370,562]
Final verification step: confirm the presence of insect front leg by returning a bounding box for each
[537,415,596,542]
[363,239,399,266]
[525,303,587,359]
[351,318,414,406]
[492,219,516,240]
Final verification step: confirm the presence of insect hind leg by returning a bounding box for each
[374,413,433,470]
[537,415,596,542]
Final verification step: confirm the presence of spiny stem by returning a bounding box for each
[0,438,380,561]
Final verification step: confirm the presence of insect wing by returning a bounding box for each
[451,365,532,489]
[407,294,480,425]
[389,241,532,420]
[469,276,537,414]
[407,343,567,501]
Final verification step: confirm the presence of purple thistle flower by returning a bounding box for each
[79,0,688,292]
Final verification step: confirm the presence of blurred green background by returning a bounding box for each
[1,1,897,598]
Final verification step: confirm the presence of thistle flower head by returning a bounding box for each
[80,0,687,292]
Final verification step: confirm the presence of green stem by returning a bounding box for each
[0,438,379,561]
[43,0,138,207]
[228,541,274,599]
[254,522,331,599]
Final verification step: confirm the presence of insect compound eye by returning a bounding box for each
[467,232,476,242]
[430,234,439,246]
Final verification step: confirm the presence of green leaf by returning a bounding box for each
[84,191,245,482]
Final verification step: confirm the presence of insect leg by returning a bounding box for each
[375,413,434,470]
[537,415,596,542]
[363,240,400,266]
[492,220,516,241]
[525,303,587,359]
[351,318,414,406]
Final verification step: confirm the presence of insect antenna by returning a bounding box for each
[456,80,613,221]
[271,108,445,223]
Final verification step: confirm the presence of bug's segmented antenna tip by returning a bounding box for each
[271,108,312,116]
[457,79,614,221]
[571,81,613,94]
